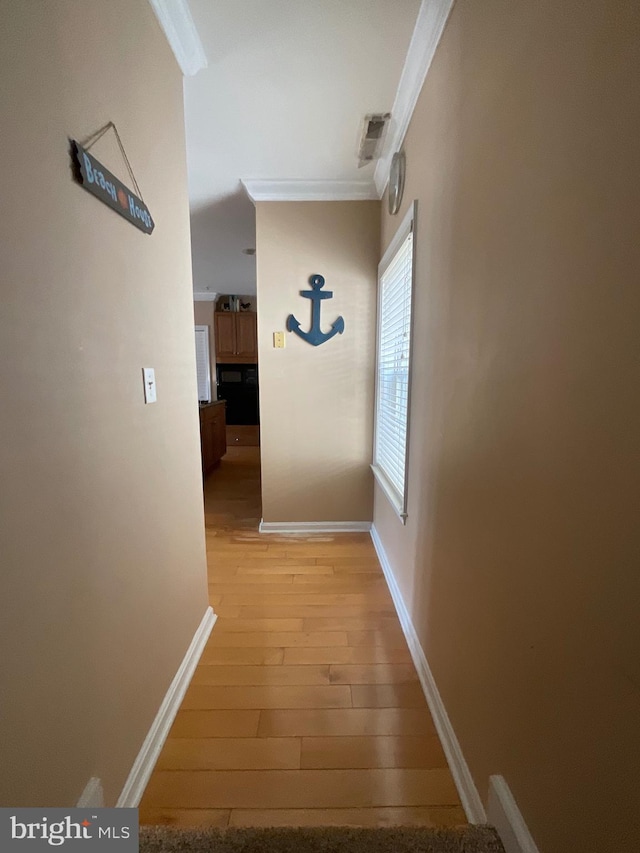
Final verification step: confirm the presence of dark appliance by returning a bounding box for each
[216,363,259,425]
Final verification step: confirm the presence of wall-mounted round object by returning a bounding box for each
[388,151,406,215]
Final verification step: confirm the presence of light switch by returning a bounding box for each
[273,331,286,349]
[142,367,157,403]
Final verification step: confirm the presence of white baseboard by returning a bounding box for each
[370,526,486,824]
[487,775,539,853]
[76,776,104,808]
[116,606,216,807]
[259,520,372,534]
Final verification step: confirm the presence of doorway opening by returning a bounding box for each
[194,294,261,510]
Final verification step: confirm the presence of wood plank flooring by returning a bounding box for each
[139,447,464,829]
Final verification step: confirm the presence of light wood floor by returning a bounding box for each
[140,447,464,828]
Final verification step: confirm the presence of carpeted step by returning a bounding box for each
[139,825,505,853]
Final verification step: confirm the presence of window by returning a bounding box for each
[372,201,416,521]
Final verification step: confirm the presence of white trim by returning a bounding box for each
[379,200,416,272]
[370,526,486,824]
[241,179,378,204]
[116,606,216,807]
[487,776,540,853]
[147,0,207,77]
[76,777,104,808]
[372,201,417,522]
[259,520,372,534]
[193,291,218,302]
[371,464,406,523]
[195,325,212,403]
[374,0,455,197]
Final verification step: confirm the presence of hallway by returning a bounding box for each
[140,448,464,828]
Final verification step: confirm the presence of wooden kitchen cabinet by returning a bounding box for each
[214,313,236,360]
[214,312,257,363]
[235,312,257,358]
[199,401,227,476]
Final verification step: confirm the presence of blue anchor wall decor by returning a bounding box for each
[286,274,345,346]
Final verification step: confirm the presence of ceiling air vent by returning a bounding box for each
[358,113,391,167]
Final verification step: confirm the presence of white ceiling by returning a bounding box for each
[184,0,421,296]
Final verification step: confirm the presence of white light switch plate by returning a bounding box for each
[142,367,157,403]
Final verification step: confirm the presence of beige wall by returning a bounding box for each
[256,202,379,522]
[193,301,217,398]
[374,1,640,851]
[0,1,209,806]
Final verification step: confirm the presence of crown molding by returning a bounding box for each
[373,0,455,197]
[241,179,379,204]
[241,0,453,205]
[148,0,207,76]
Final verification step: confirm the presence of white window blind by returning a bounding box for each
[373,203,415,520]
[194,325,211,403]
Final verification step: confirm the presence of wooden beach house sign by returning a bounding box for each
[71,141,154,235]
